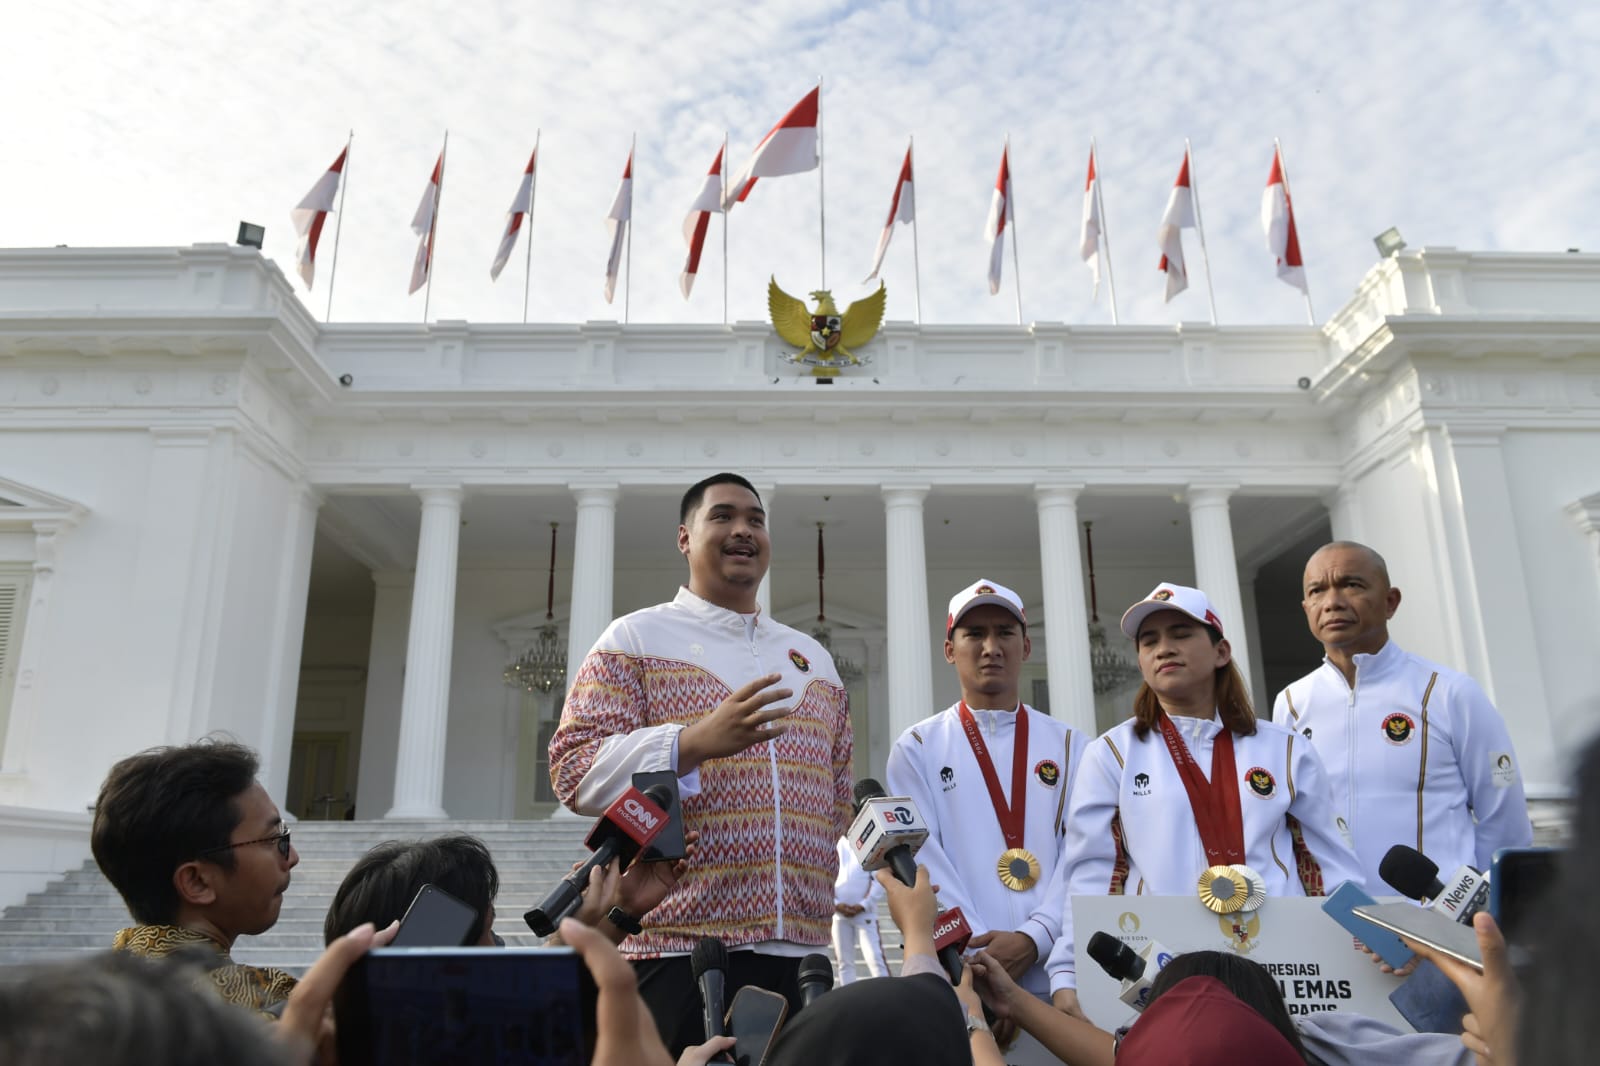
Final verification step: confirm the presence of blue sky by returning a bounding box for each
[6,0,1598,326]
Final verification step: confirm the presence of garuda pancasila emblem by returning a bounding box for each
[768,276,886,372]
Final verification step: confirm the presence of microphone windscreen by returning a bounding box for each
[641,782,674,808]
[1087,931,1144,982]
[853,778,887,810]
[797,953,833,986]
[691,936,729,980]
[1379,845,1442,898]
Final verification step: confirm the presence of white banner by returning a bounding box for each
[1071,895,1408,1031]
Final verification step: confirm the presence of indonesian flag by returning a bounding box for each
[489,149,537,281]
[604,150,633,304]
[1080,146,1103,296]
[865,145,914,282]
[409,152,444,295]
[290,147,346,289]
[1157,150,1194,302]
[680,146,723,299]
[1261,147,1308,293]
[985,145,1013,296]
[723,87,819,210]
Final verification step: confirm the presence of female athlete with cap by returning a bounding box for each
[1044,582,1362,1022]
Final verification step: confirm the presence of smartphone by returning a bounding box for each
[1320,880,1414,969]
[1352,903,1483,972]
[632,769,687,862]
[725,985,789,1066]
[390,883,479,948]
[335,947,592,1066]
[1490,847,1561,948]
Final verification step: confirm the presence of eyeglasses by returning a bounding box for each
[198,828,292,861]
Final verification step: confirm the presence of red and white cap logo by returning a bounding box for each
[1119,582,1225,640]
[946,578,1026,634]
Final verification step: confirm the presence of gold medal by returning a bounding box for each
[997,847,1041,891]
[1197,864,1248,914]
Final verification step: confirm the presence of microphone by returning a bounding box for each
[849,779,928,887]
[1086,930,1176,1012]
[523,784,670,936]
[1379,845,1491,924]
[691,937,730,1043]
[849,779,962,982]
[797,953,834,1008]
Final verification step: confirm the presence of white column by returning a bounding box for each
[386,485,462,819]
[754,485,775,617]
[882,486,933,744]
[1034,485,1096,736]
[1187,484,1255,697]
[1568,493,1600,594]
[1325,485,1361,544]
[566,484,619,686]
[258,486,322,813]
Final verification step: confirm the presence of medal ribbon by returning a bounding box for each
[1156,711,1246,866]
[957,702,1029,849]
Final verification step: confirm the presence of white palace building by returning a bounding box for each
[1,243,1598,906]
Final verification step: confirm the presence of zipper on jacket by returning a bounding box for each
[750,618,786,938]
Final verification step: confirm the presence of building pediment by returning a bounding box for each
[0,477,87,531]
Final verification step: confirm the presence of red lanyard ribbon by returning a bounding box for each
[957,703,1029,849]
[1156,711,1245,867]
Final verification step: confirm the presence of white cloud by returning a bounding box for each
[4,0,1596,328]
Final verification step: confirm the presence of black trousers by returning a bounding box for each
[634,951,803,1058]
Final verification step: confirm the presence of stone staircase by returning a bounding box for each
[0,819,904,977]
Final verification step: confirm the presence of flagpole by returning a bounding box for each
[423,131,448,324]
[624,132,635,325]
[1007,135,1023,326]
[1092,137,1120,326]
[1275,137,1316,326]
[816,75,826,288]
[722,131,729,326]
[909,135,923,324]
[325,130,352,323]
[523,129,540,324]
[1185,137,1218,325]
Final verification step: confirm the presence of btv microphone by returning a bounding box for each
[691,937,730,1044]
[797,953,834,1009]
[1380,845,1491,924]
[851,779,962,981]
[848,779,929,887]
[1087,930,1175,1012]
[523,783,670,936]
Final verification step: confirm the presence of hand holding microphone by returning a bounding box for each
[524,784,671,936]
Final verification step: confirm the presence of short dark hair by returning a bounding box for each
[0,951,290,1066]
[679,473,762,525]
[91,738,260,925]
[324,835,501,946]
[1147,950,1307,1059]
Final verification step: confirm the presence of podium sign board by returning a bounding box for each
[1071,895,1409,1030]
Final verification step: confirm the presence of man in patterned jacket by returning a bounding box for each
[92,738,301,1016]
[549,472,854,1055]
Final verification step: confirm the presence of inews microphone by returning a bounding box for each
[797,953,834,1009]
[523,783,671,936]
[1380,845,1491,924]
[851,779,966,983]
[1086,930,1176,1012]
[691,937,730,1043]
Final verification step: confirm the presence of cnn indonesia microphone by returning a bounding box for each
[848,778,968,983]
[1379,845,1490,924]
[1086,931,1175,1012]
[523,783,670,936]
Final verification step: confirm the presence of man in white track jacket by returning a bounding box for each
[1273,541,1531,893]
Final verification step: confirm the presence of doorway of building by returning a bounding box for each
[287,732,353,820]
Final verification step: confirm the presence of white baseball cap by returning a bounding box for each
[1119,582,1226,640]
[946,578,1026,635]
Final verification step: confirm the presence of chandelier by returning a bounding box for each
[812,522,864,684]
[503,522,568,695]
[1084,521,1142,695]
